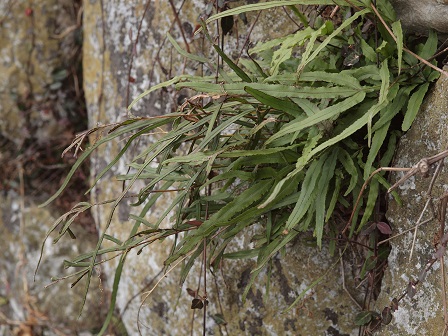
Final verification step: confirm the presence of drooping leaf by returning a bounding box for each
[270,27,313,76]
[297,9,370,74]
[315,149,338,247]
[244,86,302,117]
[364,121,390,180]
[267,91,366,144]
[391,21,403,74]
[338,149,359,196]
[358,178,379,231]
[167,32,208,63]
[402,83,430,131]
[205,1,366,25]
[285,154,327,230]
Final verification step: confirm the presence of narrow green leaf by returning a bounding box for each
[96,252,127,335]
[419,30,438,59]
[315,149,338,247]
[238,58,268,78]
[298,71,362,89]
[368,97,390,148]
[178,81,364,99]
[358,179,379,231]
[285,155,327,230]
[128,76,189,110]
[304,96,388,165]
[326,172,342,222]
[345,65,381,81]
[338,149,359,196]
[166,32,208,63]
[297,9,370,74]
[391,21,403,74]
[212,44,252,82]
[371,85,415,133]
[270,27,313,76]
[380,131,397,167]
[267,91,366,144]
[296,21,332,74]
[265,71,362,90]
[117,166,188,182]
[287,5,309,27]
[378,60,390,104]
[202,170,253,188]
[355,311,374,326]
[153,184,196,228]
[196,109,253,152]
[205,101,222,142]
[179,246,204,285]
[244,86,302,117]
[206,1,365,24]
[219,146,299,158]
[128,214,155,228]
[258,150,312,209]
[223,248,260,259]
[377,0,396,21]
[290,98,320,117]
[402,83,430,131]
[163,151,211,165]
[364,121,390,180]
[242,267,264,303]
[252,229,299,275]
[360,38,377,63]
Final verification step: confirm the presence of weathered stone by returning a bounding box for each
[0,0,81,146]
[390,0,448,35]
[0,1,107,334]
[0,192,105,336]
[375,70,448,335]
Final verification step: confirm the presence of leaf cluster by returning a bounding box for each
[38,0,442,331]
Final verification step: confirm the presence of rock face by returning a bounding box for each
[0,0,82,145]
[0,1,105,335]
[0,192,105,335]
[375,71,448,335]
[390,0,448,35]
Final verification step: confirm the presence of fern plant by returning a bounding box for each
[37,0,442,333]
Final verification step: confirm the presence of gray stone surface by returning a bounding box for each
[0,192,105,336]
[390,0,448,35]
[0,0,80,145]
[375,70,448,335]
[0,1,105,335]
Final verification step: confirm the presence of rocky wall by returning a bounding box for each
[0,192,106,335]
[390,0,448,36]
[0,1,106,335]
[375,69,448,335]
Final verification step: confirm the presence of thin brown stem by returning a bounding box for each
[343,166,411,234]
[370,3,448,78]
[236,10,261,64]
[168,0,190,53]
